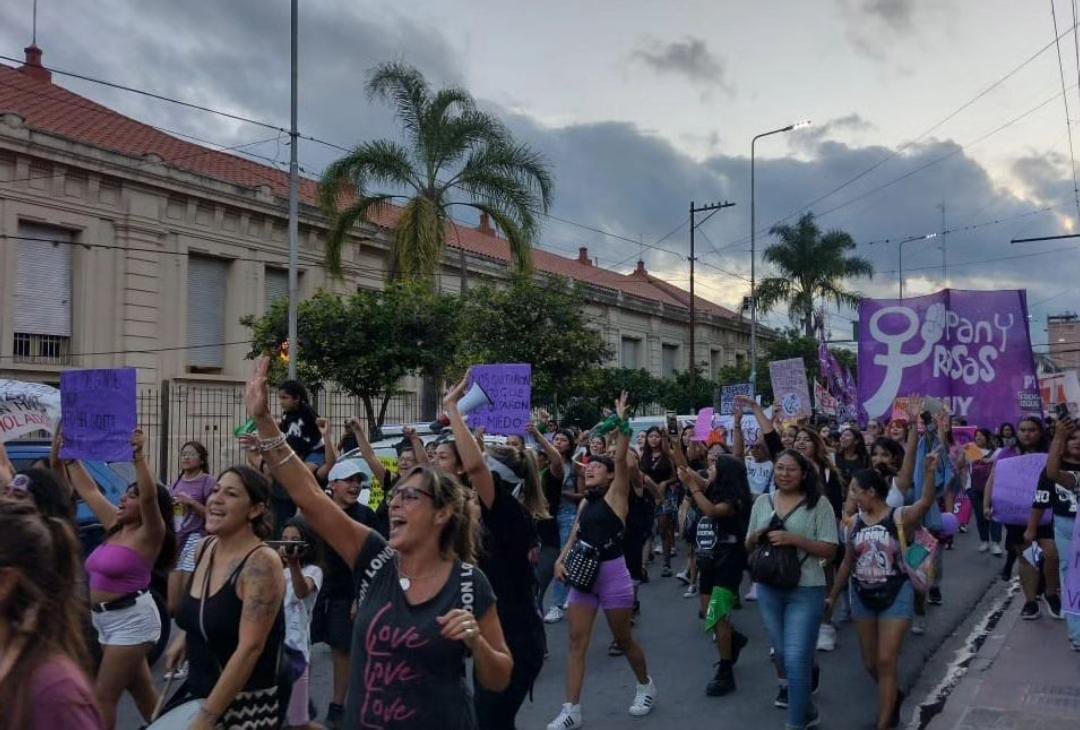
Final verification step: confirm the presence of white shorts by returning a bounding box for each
[91,591,161,646]
[176,533,203,573]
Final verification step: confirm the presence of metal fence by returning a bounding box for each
[140,381,421,484]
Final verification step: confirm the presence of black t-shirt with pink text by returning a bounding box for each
[344,532,496,730]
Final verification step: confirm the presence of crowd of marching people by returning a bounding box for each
[0,359,1077,730]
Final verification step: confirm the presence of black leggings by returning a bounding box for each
[474,650,543,730]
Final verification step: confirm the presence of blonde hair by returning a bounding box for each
[401,465,481,563]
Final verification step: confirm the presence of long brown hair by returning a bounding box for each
[400,465,481,563]
[0,501,90,729]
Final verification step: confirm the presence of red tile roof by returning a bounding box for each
[0,55,739,320]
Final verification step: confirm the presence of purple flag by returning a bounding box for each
[857,289,1042,429]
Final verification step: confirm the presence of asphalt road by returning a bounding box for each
[122,530,1003,729]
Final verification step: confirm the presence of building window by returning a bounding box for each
[735,352,746,369]
[662,343,679,377]
[621,336,642,369]
[187,255,229,370]
[264,267,289,312]
[710,349,723,380]
[13,223,73,365]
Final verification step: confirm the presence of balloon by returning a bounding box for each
[938,512,959,537]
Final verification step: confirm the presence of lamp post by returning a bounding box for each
[897,232,937,299]
[750,120,810,386]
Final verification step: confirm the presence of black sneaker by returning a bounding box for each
[1045,594,1063,619]
[706,661,735,696]
[928,587,943,606]
[325,702,345,730]
[774,685,789,708]
[731,630,749,666]
[812,663,821,694]
[1020,601,1041,620]
[891,690,905,728]
[661,564,673,578]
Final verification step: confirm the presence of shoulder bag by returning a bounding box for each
[748,496,807,590]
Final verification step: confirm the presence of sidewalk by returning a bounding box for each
[925,590,1080,730]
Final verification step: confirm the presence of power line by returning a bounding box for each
[1050,0,1080,217]
[876,241,1080,275]
[860,206,1053,247]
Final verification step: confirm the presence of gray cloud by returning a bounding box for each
[836,0,939,61]
[630,36,732,92]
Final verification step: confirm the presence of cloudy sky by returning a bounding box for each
[3,0,1079,351]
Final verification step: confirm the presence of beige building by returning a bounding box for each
[0,48,764,474]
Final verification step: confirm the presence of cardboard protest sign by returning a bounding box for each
[60,368,137,462]
[1041,370,1080,418]
[466,364,532,435]
[952,426,977,447]
[769,358,812,420]
[0,379,61,442]
[694,407,715,442]
[814,381,839,416]
[1065,515,1080,616]
[718,383,754,416]
[991,453,1052,526]
[963,442,987,463]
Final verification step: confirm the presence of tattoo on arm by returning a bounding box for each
[241,549,284,623]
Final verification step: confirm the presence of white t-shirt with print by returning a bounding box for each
[283,564,323,661]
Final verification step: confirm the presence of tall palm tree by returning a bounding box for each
[319,62,553,281]
[754,213,873,337]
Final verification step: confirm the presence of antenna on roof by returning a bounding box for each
[32,0,37,45]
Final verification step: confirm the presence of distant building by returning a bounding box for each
[1048,312,1080,371]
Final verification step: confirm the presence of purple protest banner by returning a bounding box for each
[467,364,532,435]
[1065,514,1080,616]
[694,407,715,442]
[858,289,1042,429]
[990,452,1052,526]
[60,368,137,462]
[769,358,812,420]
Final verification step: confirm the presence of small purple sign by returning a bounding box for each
[468,364,532,436]
[60,368,137,462]
[991,453,1052,527]
[858,289,1042,429]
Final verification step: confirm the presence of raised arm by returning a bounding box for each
[901,451,941,530]
[404,427,429,466]
[895,397,923,496]
[733,421,746,460]
[131,430,166,555]
[679,465,734,519]
[346,417,387,485]
[610,392,631,501]
[668,430,689,470]
[444,372,496,508]
[315,419,337,483]
[1047,418,1077,488]
[66,457,119,531]
[527,422,564,480]
[737,395,773,437]
[247,358,370,569]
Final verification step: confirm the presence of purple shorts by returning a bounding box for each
[568,557,635,611]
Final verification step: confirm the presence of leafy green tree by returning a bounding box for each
[456,275,611,410]
[558,368,666,427]
[659,370,718,414]
[243,284,460,433]
[755,213,873,337]
[318,62,553,282]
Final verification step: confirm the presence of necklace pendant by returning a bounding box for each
[399,576,411,591]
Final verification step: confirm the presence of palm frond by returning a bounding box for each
[367,62,429,147]
[463,202,534,276]
[754,277,792,315]
[322,194,395,277]
[428,110,509,182]
[391,195,446,282]
[318,139,420,215]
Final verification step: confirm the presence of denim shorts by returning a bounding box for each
[849,578,915,621]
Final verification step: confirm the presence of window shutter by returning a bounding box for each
[264,267,289,311]
[187,256,228,368]
[14,223,72,336]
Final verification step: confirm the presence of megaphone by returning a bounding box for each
[429,381,495,432]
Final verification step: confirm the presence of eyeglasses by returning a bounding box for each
[390,485,436,504]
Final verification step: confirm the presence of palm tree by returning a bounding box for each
[318,62,553,281]
[754,213,873,337]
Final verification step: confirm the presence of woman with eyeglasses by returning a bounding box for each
[244,357,512,729]
[0,500,102,730]
[167,441,217,616]
[67,430,176,729]
[547,392,656,730]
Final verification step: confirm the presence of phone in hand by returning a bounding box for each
[267,540,307,557]
[666,413,679,436]
[1055,403,1070,420]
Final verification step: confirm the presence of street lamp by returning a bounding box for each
[897,232,937,299]
[750,120,810,387]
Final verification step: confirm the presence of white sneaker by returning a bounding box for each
[991,543,1004,556]
[978,541,989,553]
[683,584,699,598]
[544,606,566,624]
[911,615,927,635]
[675,569,691,586]
[547,703,583,730]
[628,677,656,717]
[816,623,837,652]
[744,583,759,601]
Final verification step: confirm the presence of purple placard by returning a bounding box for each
[769,358,812,420]
[467,364,532,435]
[991,453,1052,526]
[858,289,1042,429]
[1065,514,1080,616]
[60,368,137,462]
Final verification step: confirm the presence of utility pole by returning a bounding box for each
[689,200,735,401]
[286,0,299,379]
[939,200,947,289]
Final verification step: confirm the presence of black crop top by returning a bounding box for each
[577,491,625,560]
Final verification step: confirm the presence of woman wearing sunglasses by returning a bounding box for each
[244,357,512,730]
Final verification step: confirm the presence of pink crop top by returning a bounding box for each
[85,544,152,595]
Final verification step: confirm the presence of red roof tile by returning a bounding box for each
[0,58,739,320]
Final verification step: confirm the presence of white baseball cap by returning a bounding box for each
[328,460,367,483]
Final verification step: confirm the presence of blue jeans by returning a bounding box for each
[550,502,578,608]
[757,584,826,730]
[1053,516,1080,643]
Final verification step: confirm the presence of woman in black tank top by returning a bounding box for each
[163,466,285,729]
[548,392,656,729]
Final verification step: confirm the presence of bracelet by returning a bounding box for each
[269,450,297,469]
[256,433,288,453]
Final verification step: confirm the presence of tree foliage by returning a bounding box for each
[755,213,873,337]
[318,62,553,282]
